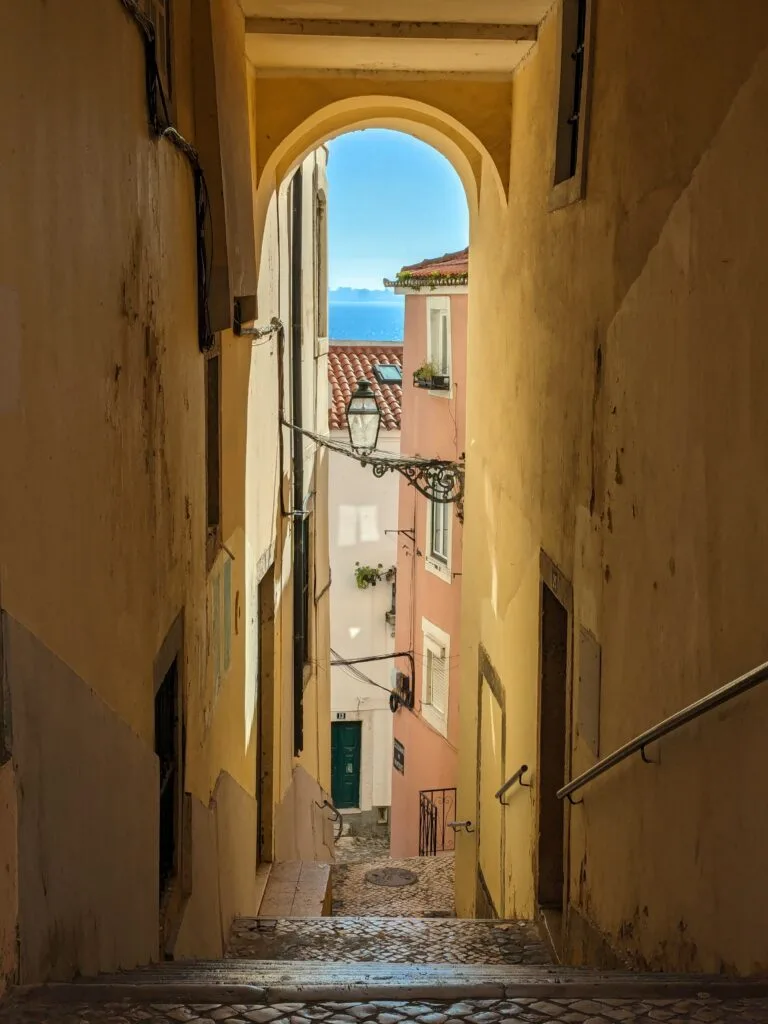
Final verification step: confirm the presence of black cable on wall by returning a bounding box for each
[118,0,215,353]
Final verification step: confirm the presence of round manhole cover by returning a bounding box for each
[364,867,419,888]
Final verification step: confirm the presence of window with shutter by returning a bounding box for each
[422,620,450,737]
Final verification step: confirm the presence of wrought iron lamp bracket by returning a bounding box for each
[282,419,465,505]
[360,455,464,505]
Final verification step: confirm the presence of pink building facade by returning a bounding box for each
[386,249,468,859]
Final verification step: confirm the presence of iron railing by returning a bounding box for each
[558,658,768,802]
[419,787,457,856]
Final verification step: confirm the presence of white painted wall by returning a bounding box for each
[329,429,400,812]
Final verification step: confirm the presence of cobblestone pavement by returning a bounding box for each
[333,834,391,865]
[332,855,454,917]
[228,917,551,965]
[5,992,768,1023]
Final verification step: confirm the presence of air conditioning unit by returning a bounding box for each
[395,671,414,709]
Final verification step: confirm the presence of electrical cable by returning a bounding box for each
[118,0,215,353]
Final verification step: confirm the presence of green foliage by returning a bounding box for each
[354,562,396,589]
[414,361,438,381]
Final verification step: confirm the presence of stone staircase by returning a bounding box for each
[2,918,768,1023]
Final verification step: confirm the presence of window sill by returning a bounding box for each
[421,705,448,739]
[425,555,451,583]
[549,171,586,212]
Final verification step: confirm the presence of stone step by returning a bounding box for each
[19,960,768,1005]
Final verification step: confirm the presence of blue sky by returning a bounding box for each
[326,129,469,290]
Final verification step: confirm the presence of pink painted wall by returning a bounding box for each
[390,289,467,859]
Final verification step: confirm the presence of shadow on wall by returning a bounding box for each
[274,765,336,863]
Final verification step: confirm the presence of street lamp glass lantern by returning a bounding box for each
[346,378,381,454]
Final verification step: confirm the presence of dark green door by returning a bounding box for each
[331,721,362,809]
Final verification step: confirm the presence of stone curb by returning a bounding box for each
[12,978,768,1005]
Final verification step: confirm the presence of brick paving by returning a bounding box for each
[5,992,768,1023]
[227,917,551,965]
[332,855,455,917]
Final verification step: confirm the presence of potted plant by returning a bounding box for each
[413,361,437,389]
[413,361,450,391]
[354,563,396,589]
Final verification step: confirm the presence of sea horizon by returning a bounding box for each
[329,296,404,343]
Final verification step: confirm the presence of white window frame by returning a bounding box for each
[421,618,450,737]
[425,498,452,582]
[426,295,452,397]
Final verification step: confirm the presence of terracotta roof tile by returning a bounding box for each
[398,246,469,279]
[328,344,403,432]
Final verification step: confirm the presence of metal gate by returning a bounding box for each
[418,787,456,856]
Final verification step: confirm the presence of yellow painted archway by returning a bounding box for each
[248,85,511,280]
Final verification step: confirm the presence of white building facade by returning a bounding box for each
[327,345,402,824]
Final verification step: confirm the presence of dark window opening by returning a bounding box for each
[373,363,402,385]
[554,0,588,185]
[205,349,221,565]
[301,515,312,665]
[155,656,180,900]
[537,583,568,911]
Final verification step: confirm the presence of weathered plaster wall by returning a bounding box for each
[0,0,262,980]
[5,613,158,982]
[457,0,768,973]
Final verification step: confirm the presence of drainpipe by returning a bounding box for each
[290,167,305,756]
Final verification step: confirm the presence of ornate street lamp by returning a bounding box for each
[254,315,465,505]
[342,378,464,505]
[346,379,381,455]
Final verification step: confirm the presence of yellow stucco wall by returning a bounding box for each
[456,0,768,974]
[0,0,331,981]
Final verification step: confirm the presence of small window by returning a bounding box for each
[426,296,451,385]
[373,364,402,385]
[553,0,590,188]
[143,0,172,99]
[421,619,450,737]
[429,500,450,565]
[205,347,221,568]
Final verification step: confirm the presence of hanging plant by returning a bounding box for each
[354,563,396,589]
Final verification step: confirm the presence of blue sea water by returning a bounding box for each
[329,301,404,342]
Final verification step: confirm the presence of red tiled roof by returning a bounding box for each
[328,344,403,432]
[398,246,469,279]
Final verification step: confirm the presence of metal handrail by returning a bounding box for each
[558,657,768,802]
[315,797,344,842]
[495,764,530,803]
